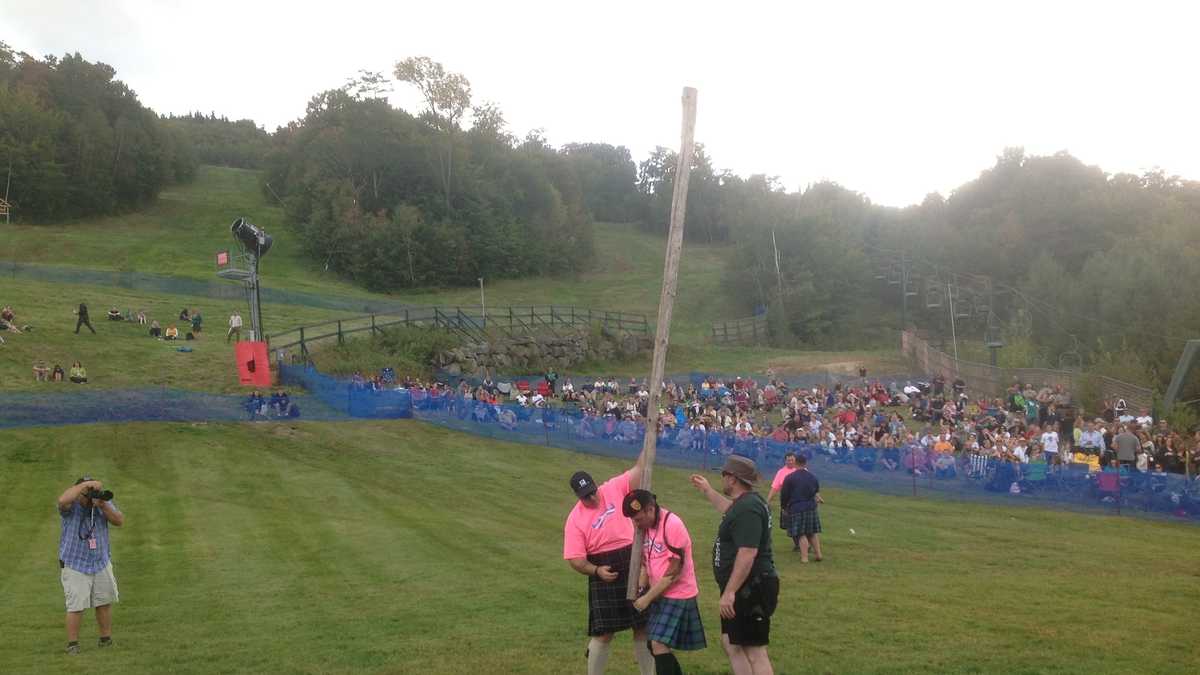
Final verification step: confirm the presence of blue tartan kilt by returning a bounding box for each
[787,508,822,537]
[646,596,707,651]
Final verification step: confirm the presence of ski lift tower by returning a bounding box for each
[216,218,273,341]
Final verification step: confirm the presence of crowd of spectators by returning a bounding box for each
[366,368,1199,486]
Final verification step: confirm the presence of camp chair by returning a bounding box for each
[516,380,531,394]
[536,380,551,397]
[496,381,513,396]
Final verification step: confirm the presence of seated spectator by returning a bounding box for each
[150,320,162,338]
[164,324,180,340]
[107,307,123,321]
[136,309,147,325]
[69,361,88,384]
[244,391,267,418]
[33,359,50,382]
[179,307,191,321]
[498,407,517,431]
[0,305,12,323]
[933,451,957,479]
[52,363,65,382]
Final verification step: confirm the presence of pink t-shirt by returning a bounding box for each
[563,470,634,559]
[641,510,698,600]
[771,466,798,490]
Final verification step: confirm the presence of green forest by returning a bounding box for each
[4,49,1200,392]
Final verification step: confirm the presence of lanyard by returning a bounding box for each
[77,506,97,541]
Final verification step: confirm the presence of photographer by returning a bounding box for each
[56,476,124,655]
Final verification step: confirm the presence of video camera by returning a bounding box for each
[83,487,114,502]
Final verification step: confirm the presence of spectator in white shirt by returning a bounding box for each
[1041,423,1060,461]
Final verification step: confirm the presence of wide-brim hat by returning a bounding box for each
[720,456,760,486]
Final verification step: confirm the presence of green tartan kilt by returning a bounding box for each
[646,596,707,651]
[778,508,793,531]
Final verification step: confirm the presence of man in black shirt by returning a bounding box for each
[780,455,824,562]
[74,302,95,334]
[690,456,778,675]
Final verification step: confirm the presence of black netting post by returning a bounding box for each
[337,320,343,345]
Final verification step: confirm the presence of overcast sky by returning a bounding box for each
[5,0,1198,206]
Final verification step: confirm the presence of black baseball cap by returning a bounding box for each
[570,471,597,498]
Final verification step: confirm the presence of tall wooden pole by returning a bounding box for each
[627,87,698,599]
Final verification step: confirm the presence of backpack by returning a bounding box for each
[658,510,686,558]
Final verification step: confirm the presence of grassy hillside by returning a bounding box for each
[4,166,750,345]
[2,166,374,299]
[2,420,1197,674]
[0,278,347,393]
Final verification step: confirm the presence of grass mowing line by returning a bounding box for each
[2,420,1198,674]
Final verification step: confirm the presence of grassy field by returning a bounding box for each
[0,278,349,393]
[3,420,1197,674]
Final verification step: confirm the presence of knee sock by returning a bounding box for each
[587,638,612,675]
[654,651,683,675]
[633,639,655,675]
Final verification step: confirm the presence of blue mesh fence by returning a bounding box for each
[279,364,413,419]
[0,260,406,314]
[305,362,1198,523]
[0,388,349,429]
[402,394,1200,522]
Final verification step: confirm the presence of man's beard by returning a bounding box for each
[722,483,733,496]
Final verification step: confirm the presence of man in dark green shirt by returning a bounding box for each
[690,456,778,674]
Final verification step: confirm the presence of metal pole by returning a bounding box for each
[478,277,486,328]
[900,253,909,331]
[947,283,959,365]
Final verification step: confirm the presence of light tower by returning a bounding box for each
[216,218,273,341]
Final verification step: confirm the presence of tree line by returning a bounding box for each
[162,112,272,170]
[264,59,606,291]
[0,43,196,221]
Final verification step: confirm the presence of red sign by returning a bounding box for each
[236,341,272,387]
[216,250,229,266]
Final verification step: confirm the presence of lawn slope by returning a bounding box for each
[2,420,1196,674]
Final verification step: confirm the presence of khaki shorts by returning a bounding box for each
[61,562,119,612]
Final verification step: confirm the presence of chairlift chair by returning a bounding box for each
[925,279,943,309]
[1058,335,1083,371]
[949,286,972,319]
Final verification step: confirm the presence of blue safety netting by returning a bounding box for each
[285,363,1198,523]
[280,364,412,419]
[0,388,349,429]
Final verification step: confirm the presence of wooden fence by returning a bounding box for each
[268,305,649,358]
[711,314,769,346]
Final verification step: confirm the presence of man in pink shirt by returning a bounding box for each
[625,490,707,675]
[564,459,653,675]
[766,452,799,543]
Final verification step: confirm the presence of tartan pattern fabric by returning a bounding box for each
[586,545,647,636]
[777,507,792,531]
[646,596,707,651]
[59,501,119,574]
[786,508,821,537]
